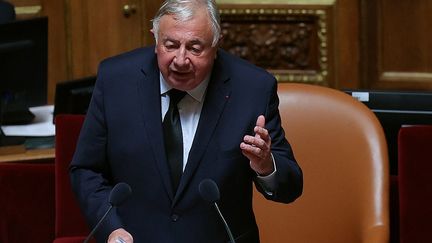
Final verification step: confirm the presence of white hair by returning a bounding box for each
[152,0,221,47]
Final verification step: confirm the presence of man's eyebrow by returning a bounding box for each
[188,39,205,45]
[188,39,206,45]
[162,37,179,44]
[160,35,207,46]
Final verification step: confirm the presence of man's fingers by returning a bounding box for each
[254,126,269,140]
[243,135,266,148]
[256,115,265,128]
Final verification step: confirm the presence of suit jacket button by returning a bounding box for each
[171,214,179,222]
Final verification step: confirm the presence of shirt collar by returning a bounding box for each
[159,73,210,103]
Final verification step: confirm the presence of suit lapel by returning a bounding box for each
[174,56,231,204]
[137,48,232,204]
[137,51,175,200]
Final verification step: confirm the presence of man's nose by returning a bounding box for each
[173,47,190,67]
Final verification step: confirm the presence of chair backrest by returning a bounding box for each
[253,83,390,243]
[54,114,88,239]
[398,125,432,243]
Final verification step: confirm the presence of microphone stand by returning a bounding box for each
[213,202,236,243]
[83,205,113,243]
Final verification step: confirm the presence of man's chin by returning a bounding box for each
[167,78,195,90]
[171,73,193,81]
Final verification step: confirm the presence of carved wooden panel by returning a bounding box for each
[219,5,333,86]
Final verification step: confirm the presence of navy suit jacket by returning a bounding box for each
[70,46,303,243]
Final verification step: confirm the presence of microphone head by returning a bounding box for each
[109,182,132,207]
[199,179,220,203]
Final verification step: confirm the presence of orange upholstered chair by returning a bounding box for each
[253,83,390,243]
[54,114,89,243]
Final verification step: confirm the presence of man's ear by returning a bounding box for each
[219,34,224,44]
[214,35,223,59]
[150,29,157,53]
[150,29,156,42]
[215,34,223,48]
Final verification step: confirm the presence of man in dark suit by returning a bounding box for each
[70,0,303,242]
[0,0,15,23]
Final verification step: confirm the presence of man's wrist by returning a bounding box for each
[255,153,276,177]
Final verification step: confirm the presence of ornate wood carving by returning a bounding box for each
[220,7,330,84]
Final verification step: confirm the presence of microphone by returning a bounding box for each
[83,182,132,243]
[199,179,236,243]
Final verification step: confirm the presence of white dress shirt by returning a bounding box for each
[160,74,209,171]
[159,74,277,193]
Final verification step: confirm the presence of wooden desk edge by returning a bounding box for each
[0,148,55,163]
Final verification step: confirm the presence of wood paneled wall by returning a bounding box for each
[9,0,162,104]
[362,0,432,90]
[63,0,162,80]
[65,0,145,78]
[217,0,362,90]
[9,0,67,104]
[7,0,432,104]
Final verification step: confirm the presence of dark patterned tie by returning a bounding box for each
[163,89,187,191]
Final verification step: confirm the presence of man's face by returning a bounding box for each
[154,11,218,91]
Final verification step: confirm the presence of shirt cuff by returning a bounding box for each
[255,153,277,195]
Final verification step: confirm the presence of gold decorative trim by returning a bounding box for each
[220,8,329,84]
[15,6,42,15]
[382,72,432,82]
